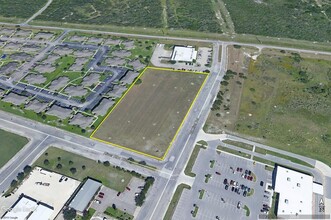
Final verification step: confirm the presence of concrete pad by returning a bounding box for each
[104,38,121,45]
[82,73,100,87]
[48,77,69,91]
[20,44,42,53]
[69,113,94,128]
[42,54,60,65]
[34,64,55,73]
[104,57,126,66]
[107,85,126,98]
[128,59,145,71]
[25,99,49,113]
[34,32,54,40]
[64,85,88,97]
[112,50,131,58]
[3,93,28,105]
[87,37,104,44]
[0,62,19,75]
[0,28,15,35]
[47,105,72,119]
[121,40,135,50]
[14,30,32,38]
[3,42,22,50]
[92,98,115,116]
[52,47,73,56]
[24,73,47,84]
[73,49,94,58]
[120,71,139,85]
[10,52,32,62]
[69,57,89,71]
[70,35,87,42]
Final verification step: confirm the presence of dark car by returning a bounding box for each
[243,191,247,197]
[231,186,235,191]
[224,178,228,184]
[260,181,264,187]
[234,188,238,193]
[248,170,252,175]
[236,167,240,172]
[237,202,241,209]
[117,192,121,196]
[215,171,221,175]
[99,192,105,196]
[225,184,229,190]
[240,168,243,172]
[245,170,248,175]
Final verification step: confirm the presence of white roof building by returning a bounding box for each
[274,166,313,216]
[1,196,53,220]
[171,46,197,62]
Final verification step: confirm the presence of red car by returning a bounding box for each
[126,187,131,191]
[99,192,105,196]
[98,194,104,199]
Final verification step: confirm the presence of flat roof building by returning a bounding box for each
[1,195,53,220]
[274,166,313,217]
[69,178,102,215]
[171,46,197,62]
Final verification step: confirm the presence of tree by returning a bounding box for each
[56,163,62,169]
[57,157,61,161]
[103,161,110,166]
[10,179,18,187]
[17,172,25,181]
[69,160,74,165]
[63,207,76,220]
[112,203,117,210]
[23,165,32,174]
[82,165,86,170]
[70,167,77,174]
[44,159,50,165]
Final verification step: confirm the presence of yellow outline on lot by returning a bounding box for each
[90,66,209,160]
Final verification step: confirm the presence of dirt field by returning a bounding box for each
[92,68,207,158]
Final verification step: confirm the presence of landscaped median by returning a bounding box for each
[164,184,191,220]
[184,143,207,177]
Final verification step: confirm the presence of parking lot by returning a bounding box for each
[173,144,273,219]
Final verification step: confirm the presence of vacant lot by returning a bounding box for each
[92,68,207,158]
[35,0,163,28]
[0,0,46,20]
[204,46,259,133]
[34,147,133,192]
[166,0,222,32]
[0,129,28,168]
[222,0,331,42]
[232,50,331,165]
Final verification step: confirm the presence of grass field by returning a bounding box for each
[92,68,207,158]
[0,0,46,20]
[233,50,331,165]
[35,0,163,28]
[34,147,133,192]
[222,0,331,42]
[0,129,28,168]
[217,145,251,159]
[166,0,222,32]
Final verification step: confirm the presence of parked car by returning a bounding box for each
[237,202,241,209]
[224,178,228,184]
[231,186,235,192]
[243,191,247,197]
[225,184,229,190]
[215,171,221,175]
[99,192,105,196]
[260,181,264,187]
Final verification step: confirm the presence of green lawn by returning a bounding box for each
[163,184,191,220]
[0,0,47,19]
[217,146,251,159]
[104,206,133,220]
[34,147,133,192]
[0,129,28,168]
[254,147,314,168]
[184,145,206,177]
[223,140,254,151]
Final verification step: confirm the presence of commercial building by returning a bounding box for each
[1,195,53,220]
[274,166,313,216]
[68,178,102,215]
[170,46,197,62]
